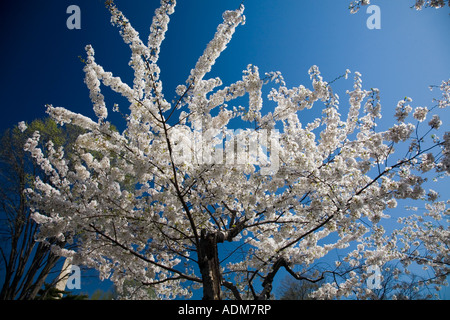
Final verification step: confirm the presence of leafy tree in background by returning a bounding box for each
[0,118,84,300]
[89,288,116,300]
[277,275,323,300]
[24,0,449,300]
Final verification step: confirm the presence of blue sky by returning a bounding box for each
[0,0,449,299]
[1,0,449,131]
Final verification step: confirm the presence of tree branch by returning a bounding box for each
[89,224,201,284]
[222,280,242,300]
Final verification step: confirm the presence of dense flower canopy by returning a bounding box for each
[24,0,449,299]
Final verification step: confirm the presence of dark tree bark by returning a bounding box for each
[198,229,222,300]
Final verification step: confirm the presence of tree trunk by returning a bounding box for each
[198,230,222,300]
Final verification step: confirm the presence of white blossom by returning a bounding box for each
[18,121,27,132]
[428,114,442,129]
[394,98,412,122]
[413,106,428,122]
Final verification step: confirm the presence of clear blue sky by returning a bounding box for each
[0,0,449,299]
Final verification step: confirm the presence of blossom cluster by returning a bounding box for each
[413,0,450,10]
[349,0,449,13]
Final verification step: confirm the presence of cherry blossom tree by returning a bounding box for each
[24,0,449,300]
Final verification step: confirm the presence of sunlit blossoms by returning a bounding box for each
[413,0,450,10]
[25,0,449,300]
[18,121,27,132]
[349,0,450,12]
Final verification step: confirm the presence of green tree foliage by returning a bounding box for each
[89,288,117,300]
